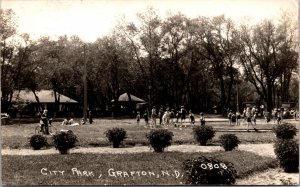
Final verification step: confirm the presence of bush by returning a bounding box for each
[219,134,240,151]
[193,125,215,145]
[53,130,78,154]
[274,139,299,172]
[272,123,297,139]
[146,129,174,152]
[183,155,237,185]
[29,135,47,150]
[105,128,127,148]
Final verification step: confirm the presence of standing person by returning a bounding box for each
[41,109,49,135]
[151,106,157,128]
[143,111,149,127]
[159,106,164,125]
[251,106,257,126]
[170,109,175,126]
[263,110,271,123]
[189,110,195,125]
[245,107,252,131]
[277,109,283,125]
[228,110,233,126]
[236,111,241,126]
[180,106,187,128]
[200,112,205,126]
[88,110,93,124]
[136,111,141,127]
[260,104,264,117]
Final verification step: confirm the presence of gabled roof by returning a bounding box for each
[118,93,145,103]
[12,90,78,103]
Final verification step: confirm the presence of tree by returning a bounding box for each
[240,15,298,111]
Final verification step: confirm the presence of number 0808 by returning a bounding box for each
[200,163,227,170]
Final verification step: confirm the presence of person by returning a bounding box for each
[189,110,195,125]
[159,106,164,125]
[163,108,170,126]
[245,107,252,131]
[260,104,264,117]
[277,109,283,125]
[200,112,205,126]
[143,111,149,127]
[263,110,271,123]
[89,110,93,124]
[228,110,234,126]
[136,111,141,127]
[170,109,175,126]
[180,106,187,128]
[151,106,157,128]
[251,106,257,126]
[236,111,241,126]
[40,109,49,135]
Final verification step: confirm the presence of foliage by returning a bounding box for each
[146,129,174,152]
[193,125,215,145]
[182,155,237,185]
[53,130,78,154]
[272,123,297,139]
[104,127,127,148]
[29,135,47,150]
[274,139,299,173]
[219,134,241,151]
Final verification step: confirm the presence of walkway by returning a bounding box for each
[1,143,276,158]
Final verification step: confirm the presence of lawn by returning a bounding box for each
[2,150,278,185]
[1,118,298,149]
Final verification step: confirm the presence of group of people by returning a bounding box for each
[226,106,287,131]
[136,106,206,129]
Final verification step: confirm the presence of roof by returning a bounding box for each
[117,93,145,102]
[12,90,78,103]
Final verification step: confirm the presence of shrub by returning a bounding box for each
[219,134,240,151]
[274,139,299,173]
[193,125,215,145]
[272,123,297,139]
[146,129,174,152]
[183,155,237,185]
[53,130,78,154]
[29,135,47,150]
[105,128,127,148]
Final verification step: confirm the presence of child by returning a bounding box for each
[228,110,233,126]
[263,110,271,123]
[136,111,141,126]
[170,109,175,126]
[189,110,195,125]
[200,112,205,126]
[180,106,187,128]
[143,111,149,127]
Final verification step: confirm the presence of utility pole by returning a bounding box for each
[83,44,87,122]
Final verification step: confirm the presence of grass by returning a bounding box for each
[2,118,298,149]
[2,150,278,185]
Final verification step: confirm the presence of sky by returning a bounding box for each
[1,0,298,42]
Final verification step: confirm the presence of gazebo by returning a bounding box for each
[111,93,147,116]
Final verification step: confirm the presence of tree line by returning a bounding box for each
[1,8,298,116]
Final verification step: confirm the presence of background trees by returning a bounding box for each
[1,8,298,116]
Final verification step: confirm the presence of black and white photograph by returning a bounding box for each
[0,0,299,185]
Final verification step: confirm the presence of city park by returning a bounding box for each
[1,5,299,186]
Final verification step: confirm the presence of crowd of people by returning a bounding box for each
[136,106,205,129]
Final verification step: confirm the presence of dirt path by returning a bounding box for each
[1,143,276,157]
[236,168,299,185]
